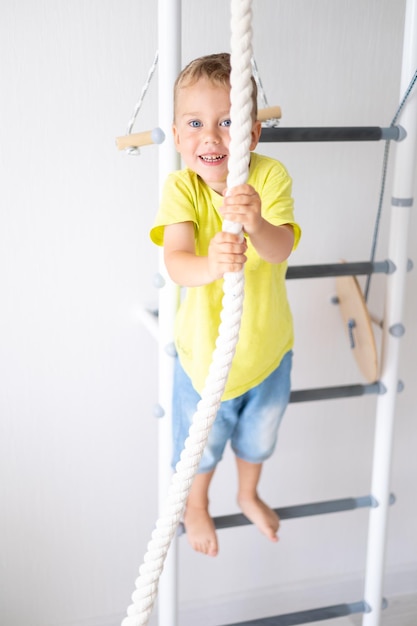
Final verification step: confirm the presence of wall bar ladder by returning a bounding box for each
[153,2,417,625]
[217,601,373,626]
[286,260,394,279]
[362,0,417,624]
[157,1,181,625]
[259,126,404,143]
[178,495,397,535]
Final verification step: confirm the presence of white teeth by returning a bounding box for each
[200,155,225,162]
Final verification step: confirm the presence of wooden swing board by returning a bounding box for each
[335,270,378,383]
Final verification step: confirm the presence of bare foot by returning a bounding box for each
[183,505,219,557]
[238,494,280,542]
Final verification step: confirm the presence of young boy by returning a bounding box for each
[150,53,301,557]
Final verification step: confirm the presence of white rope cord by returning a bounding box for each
[251,56,280,128]
[125,51,159,155]
[251,57,269,109]
[121,3,253,625]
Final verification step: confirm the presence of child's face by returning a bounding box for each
[173,77,261,194]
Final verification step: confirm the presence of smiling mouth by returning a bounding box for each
[199,154,226,162]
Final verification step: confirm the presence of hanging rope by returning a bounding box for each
[364,67,417,301]
[251,57,280,128]
[124,51,159,155]
[121,2,253,625]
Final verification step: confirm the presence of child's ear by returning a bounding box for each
[249,120,262,150]
[172,124,181,152]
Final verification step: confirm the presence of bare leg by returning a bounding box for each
[236,457,280,542]
[183,470,218,557]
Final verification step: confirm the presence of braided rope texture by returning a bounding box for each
[121,2,253,624]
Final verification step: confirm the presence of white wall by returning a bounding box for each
[1,2,416,626]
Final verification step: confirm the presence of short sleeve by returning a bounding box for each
[249,153,301,251]
[150,171,199,246]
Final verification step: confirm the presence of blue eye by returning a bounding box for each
[221,119,231,127]
[189,120,202,128]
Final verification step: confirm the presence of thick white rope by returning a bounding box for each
[121,2,253,625]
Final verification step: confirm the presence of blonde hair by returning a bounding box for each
[173,52,258,121]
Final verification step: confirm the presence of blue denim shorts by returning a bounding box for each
[172,350,292,473]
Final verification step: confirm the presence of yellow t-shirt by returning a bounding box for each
[150,152,301,400]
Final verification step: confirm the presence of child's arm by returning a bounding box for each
[163,221,248,287]
[221,184,294,264]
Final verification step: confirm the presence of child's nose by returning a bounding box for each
[204,126,221,143]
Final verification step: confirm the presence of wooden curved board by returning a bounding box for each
[336,273,378,382]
